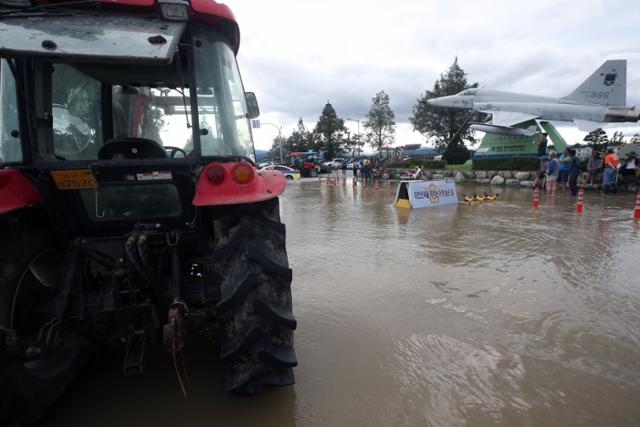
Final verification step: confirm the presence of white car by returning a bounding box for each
[260,165,301,180]
[323,158,347,169]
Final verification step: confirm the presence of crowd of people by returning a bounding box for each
[533,132,640,196]
[347,158,385,181]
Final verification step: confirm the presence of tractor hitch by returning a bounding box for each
[163,300,188,355]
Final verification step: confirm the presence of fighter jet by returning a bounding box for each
[426,60,639,136]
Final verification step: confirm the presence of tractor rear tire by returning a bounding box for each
[0,210,90,426]
[210,198,297,394]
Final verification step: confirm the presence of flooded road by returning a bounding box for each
[44,177,640,426]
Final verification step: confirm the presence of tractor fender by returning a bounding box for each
[0,170,41,215]
[193,162,286,206]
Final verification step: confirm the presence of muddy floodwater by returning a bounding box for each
[43,177,640,426]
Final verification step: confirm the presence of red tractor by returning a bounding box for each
[0,0,296,423]
[287,151,319,177]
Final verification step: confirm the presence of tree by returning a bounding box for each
[344,133,365,157]
[630,133,640,144]
[410,58,480,164]
[363,91,396,154]
[270,134,287,162]
[287,118,312,152]
[313,102,346,159]
[610,131,625,145]
[583,128,608,153]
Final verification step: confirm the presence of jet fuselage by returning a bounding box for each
[426,89,637,123]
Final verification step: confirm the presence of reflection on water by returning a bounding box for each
[45,179,640,426]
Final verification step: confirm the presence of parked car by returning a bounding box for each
[323,158,347,169]
[261,165,301,180]
[346,159,359,169]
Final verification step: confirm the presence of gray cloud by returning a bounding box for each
[230,0,640,149]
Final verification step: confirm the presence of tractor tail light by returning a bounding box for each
[232,165,254,184]
[206,165,226,186]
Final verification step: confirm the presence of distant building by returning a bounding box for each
[396,144,436,160]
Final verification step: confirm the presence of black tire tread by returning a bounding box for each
[210,198,296,394]
[0,209,88,426]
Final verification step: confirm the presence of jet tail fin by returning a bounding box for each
[563,60,626,106]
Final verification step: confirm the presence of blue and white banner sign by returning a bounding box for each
[397,179,458,209]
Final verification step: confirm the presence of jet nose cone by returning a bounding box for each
[427,96,449,107]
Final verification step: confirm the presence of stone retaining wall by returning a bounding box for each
[388,169,639,192]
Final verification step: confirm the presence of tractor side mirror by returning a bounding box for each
[245,92,260,119]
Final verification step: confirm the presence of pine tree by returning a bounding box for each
[313,102,346,159]
[583,128,608,153]
[363,91,396,155]
[287,118,312,152]
[410,58,481,164]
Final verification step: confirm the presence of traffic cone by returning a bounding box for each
[576,188,584,214]
[533,188,539,208]
[634,191,640,219]
[326,176,330,186]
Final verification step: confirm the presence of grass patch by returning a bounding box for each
[445,163,472,171]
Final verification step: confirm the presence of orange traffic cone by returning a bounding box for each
[576,188,584,214]
[634,191,640,219]
[533,188,539,208]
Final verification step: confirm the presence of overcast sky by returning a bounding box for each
[228,0,640,151]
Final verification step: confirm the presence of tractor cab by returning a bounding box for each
[0,2,271,234]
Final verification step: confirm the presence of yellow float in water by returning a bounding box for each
[462,193,499,203]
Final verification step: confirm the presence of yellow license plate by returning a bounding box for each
[50,169,98,190]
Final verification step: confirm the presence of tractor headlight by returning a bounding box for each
[158,0,189,21]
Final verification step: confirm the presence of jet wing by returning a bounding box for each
[480,110,540,128]
[573,119,606,132]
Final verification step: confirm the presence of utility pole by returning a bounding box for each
[346,118,360,156]
[262,122,284,164]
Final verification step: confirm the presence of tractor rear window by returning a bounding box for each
[79,184,181,221]
[53,64,102,160]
